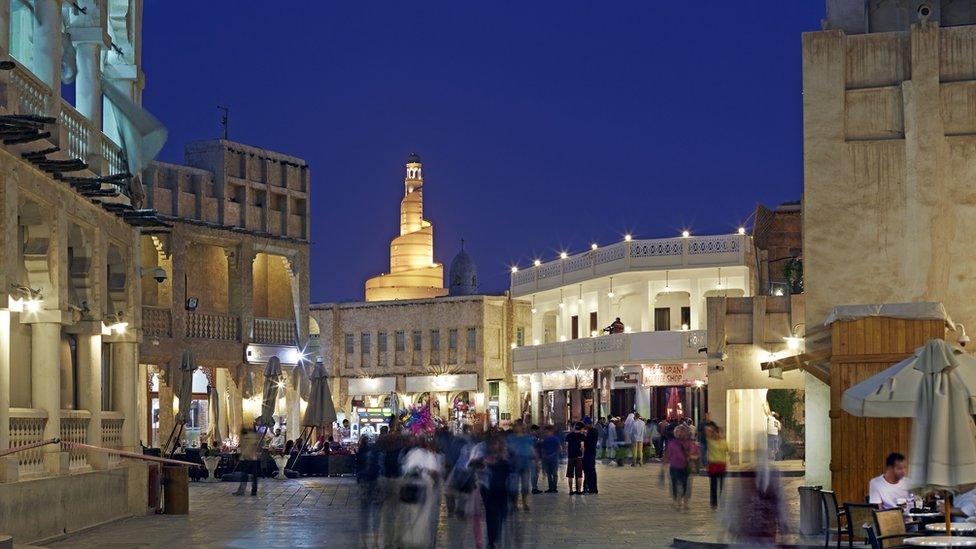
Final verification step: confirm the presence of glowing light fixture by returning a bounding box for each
[624,234,632,242]
[560,251,568,259]
[510,342,517,349]
[681,230,690,238]
[577,284,583,304]
[591,243,598,250]
[607,277,615,298]
[511,266,518,273]
[533,259,541,267]
[681,323,689,331]
[784,337,802,351]
[737,226,746,235]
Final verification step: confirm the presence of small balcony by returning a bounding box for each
[253,317,296,345]
[511,234,751,297]
[185,311,240,341]
[512,329,707,375]
[3,64,129,188]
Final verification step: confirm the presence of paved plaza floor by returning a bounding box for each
[48,461,807,548]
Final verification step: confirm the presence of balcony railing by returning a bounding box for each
[512,329,707,374]
[9,408,47,478]
[102,412,124,466]
[143,306,172,338]
[253,317,295,345]
[511,234,750,297]
[4,64,128,180]
[60,410,91,471]
[186,311,240,341]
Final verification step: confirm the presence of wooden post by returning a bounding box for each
[828,317,945,504]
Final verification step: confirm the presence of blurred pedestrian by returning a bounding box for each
[605,417,618,464]
[597,417,609,459]
[727,452,787,547]
[661,424,698,510]
[508,423,535,511]
[473,434,512,549]
[397,438,443,549]
[707,426,729,509]
[356,434,380,547]
[583,417,599,494]
[232,427,260,496]
[766,411,781,461]
[540,425,560,493]
[377,426,404,547]
[530,424,543,495]
[631,414,646,466]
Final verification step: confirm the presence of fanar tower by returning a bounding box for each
[365,153,449,301]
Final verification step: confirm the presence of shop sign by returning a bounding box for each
[613,372,639,385]
[641,363,707,387]
[405,373,478,393]
[348,376,396,395]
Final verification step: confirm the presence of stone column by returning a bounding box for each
[76,333,107,468]
[284,382,299,441]
[0,311,9,451]
[33,0,62,93]
[569,389,581,422]
[32,321,66,473]
[552,390,567,428]
[157,370,174,449]
[74,42,101,126]
[111,342,140,451]
[215,368,230,440]
[529,373,542,426]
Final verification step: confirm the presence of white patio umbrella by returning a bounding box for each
[259,357,282,428]
[842,339,976,531]
[206,385,221,449]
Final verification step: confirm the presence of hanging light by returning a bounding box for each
[531,295,537,315]
[558,289,564,309]
[664,270,670,291]
[716,267,723,289]
[607,277,615,298]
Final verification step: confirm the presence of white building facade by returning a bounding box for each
[510,233,754,426]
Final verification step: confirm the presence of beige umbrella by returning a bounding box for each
[303,362,337,429]
[259,357,282,428]
[291,360,312,401]
[174,348,196,426]
[842,339,976,533]
[206,385,221,448]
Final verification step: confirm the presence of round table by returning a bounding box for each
[926,524,976,535]
[904,536,976,547]
[910,512,945,519]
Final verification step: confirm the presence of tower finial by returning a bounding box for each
[460,237,465,251]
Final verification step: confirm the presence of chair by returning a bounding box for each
[844,503,879,547]
[821,490,851,548]
[871,508,911,549]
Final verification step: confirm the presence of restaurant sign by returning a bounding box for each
[641,363,707,387]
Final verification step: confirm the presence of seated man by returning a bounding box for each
[869,452,912,510]
[270,429,286,451]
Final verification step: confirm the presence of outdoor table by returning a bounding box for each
[910,512,945,519]
[904,536,976,546]
[926,524,976,535]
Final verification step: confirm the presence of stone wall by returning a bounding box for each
[802,22,976,335]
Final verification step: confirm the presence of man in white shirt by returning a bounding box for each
[868,452,912,510]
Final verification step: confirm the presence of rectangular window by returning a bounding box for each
[378,331,388,352]
[516,327,525,347]
[395,330,405,352]
[361,332,371,354]
[654,308,671,331]
[589,312,598,334]
[571,315,579,339]
[467,327,476,349]
[412,330,422,351]
[430,329,440,351]
[448,328,458,350]
[680,307,691,328]
[488,380,500,401]
[344,333,354,354]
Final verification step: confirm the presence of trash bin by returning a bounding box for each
[162,465,189,515]
[799,485,824,535]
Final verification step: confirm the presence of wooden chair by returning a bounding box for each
[844,503,880,547]
[871,508,911,549]
[822,490,851,548]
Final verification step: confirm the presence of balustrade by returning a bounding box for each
[186,311,240,341]
[9,408,48,477]
[143,306,172,338]
[102,413,124,466]
[253,317,295,345]
[60,410,91,471]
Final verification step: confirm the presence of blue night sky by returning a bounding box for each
[142,2,824,303]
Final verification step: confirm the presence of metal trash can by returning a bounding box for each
[799,485,824,535]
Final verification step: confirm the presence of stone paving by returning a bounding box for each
[48,462,806,548]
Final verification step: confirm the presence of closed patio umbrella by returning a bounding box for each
[291,360,312,401]
[303,362,337,429]
[206,385,221,448]
[163,348,196,454]
[239,365,255,399]
[259,356,282,428]
[842,339,976,532]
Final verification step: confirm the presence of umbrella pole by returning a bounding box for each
[946,499,952,536]
[167,424,185,459]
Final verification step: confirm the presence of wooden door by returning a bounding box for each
[829,317,945,504]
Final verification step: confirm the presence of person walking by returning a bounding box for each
[397,439,443,549]
[604,417,617,464]
[648,418,661,460]
[565,422,586,495]
[507,423,535,511]
[661,425,698,510]
[473,435,512,549]
[631,414,646,466]
[593,416,606,460]
[356,435,381,548]
[583,418,599,493]
[232,427,261,496]
[707,426,729,509]
[540,425,560,493]
[766,412,781,461]
[530,424,543,495]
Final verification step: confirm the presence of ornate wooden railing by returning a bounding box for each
[142,306,172,338]
[253,317,295,345]
[186,311,240,341]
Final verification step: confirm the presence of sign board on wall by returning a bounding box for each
[641,363,707,387]
[405,373,478,393]
[348,376,396,395]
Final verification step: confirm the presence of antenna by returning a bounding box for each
[217,105,228,140]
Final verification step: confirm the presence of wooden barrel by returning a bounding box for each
[162,465,189,515]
